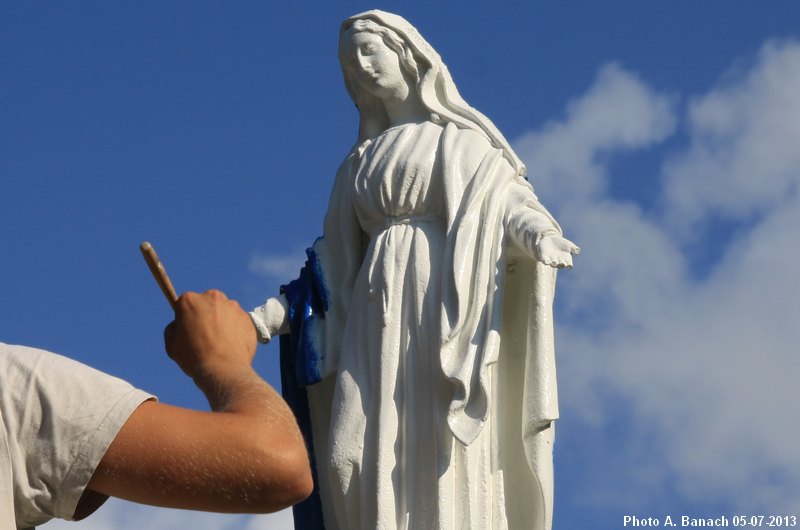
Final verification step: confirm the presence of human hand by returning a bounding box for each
[164,290,258,382]
[536,235,581,269]
[94,288,311,513]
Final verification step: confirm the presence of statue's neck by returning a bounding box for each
[383,88,429,128]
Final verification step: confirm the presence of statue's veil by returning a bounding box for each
[339,10,527,179]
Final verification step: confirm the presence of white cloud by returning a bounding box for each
[662,39,800,234]
[248,249,308,283]
[243,508,295,530]
[516,62,677,207]
[43,500,295,530]
[516,41,800,514]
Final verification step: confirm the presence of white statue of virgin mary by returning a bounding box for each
[251,10,579,530]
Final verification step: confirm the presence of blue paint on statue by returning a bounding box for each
[282,245,327,385]
[279,245,328,529]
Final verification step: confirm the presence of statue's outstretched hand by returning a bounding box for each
[536,235,580,269]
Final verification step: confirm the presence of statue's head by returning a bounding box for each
[339,14,430,141]
[339,10,526,177]
[339,18,421,98]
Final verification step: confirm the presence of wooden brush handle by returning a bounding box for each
[140,241,178,309]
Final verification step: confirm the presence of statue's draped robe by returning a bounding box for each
[283,121,560,530]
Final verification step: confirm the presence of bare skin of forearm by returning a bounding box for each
[88,369,310,513]
[85,290,312,514]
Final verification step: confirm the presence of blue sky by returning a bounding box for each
[4,2,800,529]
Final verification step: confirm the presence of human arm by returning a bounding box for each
[84,290,312,514]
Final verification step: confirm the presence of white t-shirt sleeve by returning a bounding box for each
[0,343,154,528]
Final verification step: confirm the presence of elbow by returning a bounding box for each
[249,437,314,512]
[276,441,314,507]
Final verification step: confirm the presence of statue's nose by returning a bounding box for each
[356,53,372,73]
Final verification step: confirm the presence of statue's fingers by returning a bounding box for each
[555,253,573,269]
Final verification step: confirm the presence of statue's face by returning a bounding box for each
[340,30,409,103]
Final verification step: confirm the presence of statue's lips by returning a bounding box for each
[358,70,382,83]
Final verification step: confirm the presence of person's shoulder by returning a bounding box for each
[2,342,71,368]
[1,341,40,353]
[0,342,49,370]
[0,342,135,393]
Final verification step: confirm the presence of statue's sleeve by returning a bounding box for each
[309,154,366,377]
[503,180,562,261]
[250,295,290,344]
[274,155,364,530]
[251,154,364,381]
